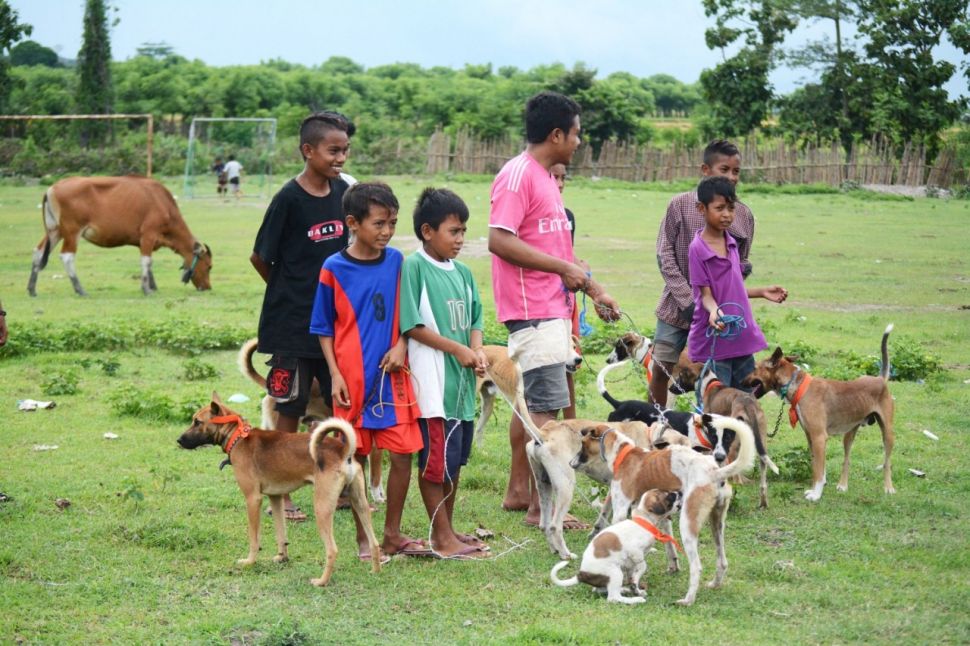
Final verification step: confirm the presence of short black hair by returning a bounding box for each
[300,111,356,156]
[702,139,740,167]
[412,187,469,241]
[697,175,737,207]
[525,91,581,144]
[343,182,399,221]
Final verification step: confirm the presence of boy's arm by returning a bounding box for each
[699,286,724,331]
[747,285,788,303]
[405,325,479,369]
[250,253,270,284]
[319,336,350,407]
[488,227,588,292]
[379,336,407,372]
[656,199,693,314]
[582,277,621,322]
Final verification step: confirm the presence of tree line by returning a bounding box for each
[0,0,968,178]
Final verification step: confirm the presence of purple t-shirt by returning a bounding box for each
[687,230,767,362]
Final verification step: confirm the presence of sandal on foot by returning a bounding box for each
[266,506,308,522]
[444,544,491,560]
[456,533,490,551]
[358,551,391,565]
[386,538,437,558]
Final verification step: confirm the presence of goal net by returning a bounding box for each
[182,117,277,199]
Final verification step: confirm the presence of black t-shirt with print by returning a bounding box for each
[254,177,350,357]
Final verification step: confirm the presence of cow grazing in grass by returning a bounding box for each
[27,176,212,296]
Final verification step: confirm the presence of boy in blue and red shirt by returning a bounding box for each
[311,182,430,560]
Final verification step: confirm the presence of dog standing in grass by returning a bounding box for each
[743,325,896,502]
[550,489,682,604]
[177,393,381,586]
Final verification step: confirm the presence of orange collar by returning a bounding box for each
[787,374,813,428]
[641,348,653,381]
[632,516,683,553]
[613,443,636,477]
[691,418,713,450]
[212,414,251,454]
[704,379,723,400]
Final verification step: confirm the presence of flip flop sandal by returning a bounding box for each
[358,551,391,565]
[388,538,437,558]
[442,545,491,560]
[266,506,308,522]
[455,533,490,551]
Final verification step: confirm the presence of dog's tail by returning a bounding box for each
[879,324,894,381]
[237,337,266,388]
[310,417,357,469]
[737,400,780,475]
[550,560,579,587]
[510,359,546,446]
[712,416,756,482]
[596,360,628,410]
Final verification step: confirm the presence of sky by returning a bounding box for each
[11,0,970,99]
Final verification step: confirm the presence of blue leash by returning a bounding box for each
[694,302,747,412]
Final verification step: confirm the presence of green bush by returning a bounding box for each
[41,369,79,396]
[181,358,218,381]
[108,384,202,423]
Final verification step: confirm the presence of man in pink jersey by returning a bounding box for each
[488,91,620,527]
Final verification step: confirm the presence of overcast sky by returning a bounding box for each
[11,0,969,98]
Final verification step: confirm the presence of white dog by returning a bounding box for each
[550,489,682,604]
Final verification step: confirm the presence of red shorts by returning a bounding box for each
[355,420,422,456]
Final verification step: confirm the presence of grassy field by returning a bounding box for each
[1,176,969,645]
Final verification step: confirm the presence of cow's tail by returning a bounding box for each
[597,360,627,410]
[38,192,54,269]
[237,337,266,388]
[879,324,894,381]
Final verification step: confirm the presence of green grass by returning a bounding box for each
[2,176,969,644]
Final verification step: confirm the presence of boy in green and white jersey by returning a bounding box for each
[400,188,490,559]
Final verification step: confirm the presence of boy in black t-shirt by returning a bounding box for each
[250,111,355,521]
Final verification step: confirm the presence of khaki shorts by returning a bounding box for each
[507,318,572,413]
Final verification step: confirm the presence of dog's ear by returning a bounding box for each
[769,347,784,365]
[701,413,713,426]
[785,354,800,363]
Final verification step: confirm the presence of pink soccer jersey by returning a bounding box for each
[489,152,574,322]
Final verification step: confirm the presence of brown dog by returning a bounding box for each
[526,418,688,559]
[698,372,779,509]
[572,415,756,605]
[177,393,381,586]
[238,338,386,505]
[473,342,582,443]
[742,325,896,502]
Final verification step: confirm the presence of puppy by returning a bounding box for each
[572,415,756,605]
[176,393,381,586]
[238,338,386,504]
[473,342,582,444]
[550,489,682,604]
[698,372,780,509]
[742,324,896,502]
[526,418,688,560]
[597,359,702,442]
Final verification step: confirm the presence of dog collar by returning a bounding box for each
[212,414,252,455]
[691,418,713,450]
[778,367,801,398]
[641,347,653,382]
[613,443,636,477]
[598,428,616,461]
[787,374,813,428]
[703,379,723,400]
[632,516,683,553]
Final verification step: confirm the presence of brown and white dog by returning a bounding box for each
[473,342,582,444]
[238,338,386,504]
[698,372,779,508]
[572,415,756,605]
[550,489,683,604]
[742,324,896,502]
[606,332,703,396]
[526,418,689,560]
[176,393,381,586]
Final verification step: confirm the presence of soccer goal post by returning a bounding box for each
[182,117,277,199]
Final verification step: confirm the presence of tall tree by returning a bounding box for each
[76,0,114,144]
[700,0,798,137]
[0,1,32,112]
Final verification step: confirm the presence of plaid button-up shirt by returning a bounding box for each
[654,190,755,329]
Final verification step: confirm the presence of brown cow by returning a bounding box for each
[27,176,212,296]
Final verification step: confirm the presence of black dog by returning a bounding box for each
[596,361,698,446]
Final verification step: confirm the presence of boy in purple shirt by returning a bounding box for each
[688,176,788,388]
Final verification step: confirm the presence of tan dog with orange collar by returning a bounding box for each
[572,415,756,605]
[742,324,896,502]
[177,393,381,586]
